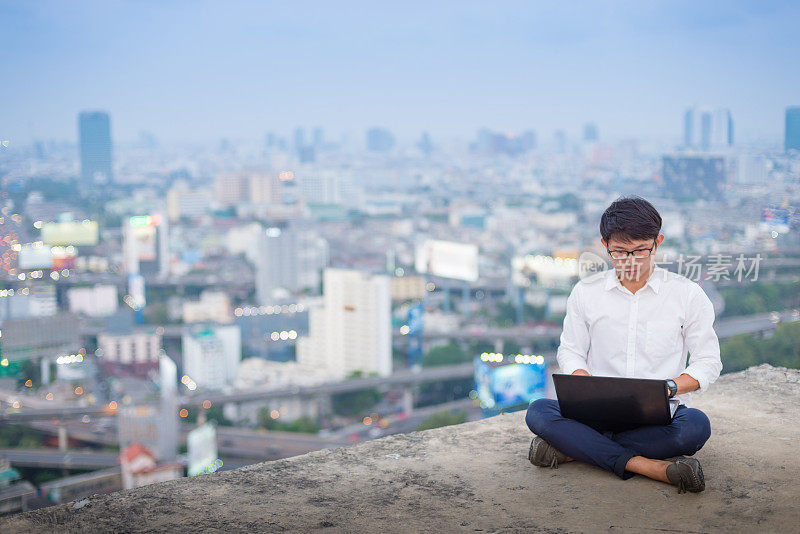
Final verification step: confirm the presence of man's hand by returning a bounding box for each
[572,369,592,376]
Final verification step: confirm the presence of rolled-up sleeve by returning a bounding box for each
[557,283,590,375]
[682,285,723,393]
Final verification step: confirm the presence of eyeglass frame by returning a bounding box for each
[606,238,657,260]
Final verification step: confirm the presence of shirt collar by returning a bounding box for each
[604,265,663,294]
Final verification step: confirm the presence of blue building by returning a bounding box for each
[786,107,800,152]
[78,111,113,184]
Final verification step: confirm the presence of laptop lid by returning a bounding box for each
[552,374,675,433]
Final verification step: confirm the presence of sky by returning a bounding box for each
[1,0,798,145]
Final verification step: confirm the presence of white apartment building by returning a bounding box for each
[97,331,162,366]
[296,268,391,379]
[68,284,118,317]
[181,324,241,390]
[182,290,232,324]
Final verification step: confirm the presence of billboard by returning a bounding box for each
[41,221,99,246]
[130,225,157,261]
[414,239,479,282]
[18,244,52,269]
[187,423,220,476]
[474,354,547,411]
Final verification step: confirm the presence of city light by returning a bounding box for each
[56,354,84,365]
[179,409,189,418]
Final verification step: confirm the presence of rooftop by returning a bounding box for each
[4,364,799,533]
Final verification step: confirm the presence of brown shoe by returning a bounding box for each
[665,456,705,493]
[528,436,568,469]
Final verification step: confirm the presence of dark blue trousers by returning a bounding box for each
[525,398,711,480]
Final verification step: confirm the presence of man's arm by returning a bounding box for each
[672,285,723,394]
[557,284,592,375]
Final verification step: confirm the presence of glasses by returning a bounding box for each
[607,239,657,260]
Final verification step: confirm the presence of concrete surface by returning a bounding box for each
[3,364,799,533]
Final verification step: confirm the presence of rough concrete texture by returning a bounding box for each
[3,364,799,533]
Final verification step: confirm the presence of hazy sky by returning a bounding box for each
[1,1,798,145]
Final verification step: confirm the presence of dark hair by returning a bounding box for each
[600,196,662,245]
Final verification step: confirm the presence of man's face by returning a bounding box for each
[601,235,664,282]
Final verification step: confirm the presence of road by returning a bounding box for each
[0,448,119,469]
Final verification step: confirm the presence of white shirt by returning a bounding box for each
[556,265,723,407]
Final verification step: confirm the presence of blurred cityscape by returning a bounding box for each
[1,1,800,517]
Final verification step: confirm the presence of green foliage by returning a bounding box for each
[257,409,320,434]
[422,342,469,367]
[331,388,382,416]
[0,424,46,447]
[721,322,800,373]
[330,370,383,416]
[186,405,232,426]
[415,410,467,431]
[719,281,800,319]
[491,302,547,327]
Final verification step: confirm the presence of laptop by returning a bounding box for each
[552,374,681,433]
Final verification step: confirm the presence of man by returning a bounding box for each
[525,196,722,493]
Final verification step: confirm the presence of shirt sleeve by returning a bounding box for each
[556,283,591,375]
[681,284,723,393]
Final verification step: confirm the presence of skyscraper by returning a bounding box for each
[366,128,395,152]
[683,107,733,150]
[786,107,800,152]
[78,111,113,183]
[255,222,329,305]
[296,268,392,379]
[583,123,599,142]
[181,325,241,390]
[683,108,694,148]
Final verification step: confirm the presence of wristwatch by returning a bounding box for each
[666,379,678,398]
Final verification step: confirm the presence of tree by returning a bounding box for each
[331,370,382,416]
[257,409,320,434]
[422,342,468,367]
[415,410,467,431]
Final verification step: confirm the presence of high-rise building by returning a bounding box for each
[293,127,305,152]
[248,172,282,204]
[662,154,726,201]
[683,107,733,150]
[786,107,800,152]
[181,324,241,390]
[417,131,433,156]
[214,172,250,207]
[123,215,169,278]
[68,284,118,317]
[312,127,324,148]
[299,170,361,208]
[78,111,113,183]
[583,123,599,142]
[736,155,768,185]
[97,330,162,377]
[683,108,694,148]
[166,182,212,221]
[296,268,392,379]
[366,128,395,152]
[255,223,329,304]
[471,129,536,156]
[0,285,56,320]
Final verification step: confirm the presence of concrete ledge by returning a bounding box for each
[3,364,800,533]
